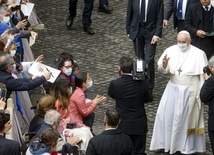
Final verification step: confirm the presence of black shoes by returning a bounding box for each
[83,26,95,35]
[98,4,113,14]
[66,16,73,27]
[66,16,95,35]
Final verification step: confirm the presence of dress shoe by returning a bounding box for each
[66,16,73,27]
[98,4,113,14]
[83,26,95,35]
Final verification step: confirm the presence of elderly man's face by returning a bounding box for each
[0,10,11,21]
[200,0,211,6]
[177,33,191,45]
[177,33,191,52]
[7,58,15,73]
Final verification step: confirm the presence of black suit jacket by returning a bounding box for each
[108,75,149,135]
[185,3,214,47]
[0,70,46,99]
[0,135,21,155]
[200,75,214,131]
[164,0,199,29]
[126,0,163,40]
[86,129,133,155]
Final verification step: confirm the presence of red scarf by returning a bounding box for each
[60,71,74,83]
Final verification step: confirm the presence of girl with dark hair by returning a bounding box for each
[26,128,59,155]
[69,71,107,128]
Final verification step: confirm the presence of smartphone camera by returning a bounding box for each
[23,16,28,20]
[0,88,7,101]
[11,5,21,11]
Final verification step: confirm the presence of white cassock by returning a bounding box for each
[150,45,208,154]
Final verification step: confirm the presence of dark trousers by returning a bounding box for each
[209,131,214,154]
[99,0,108,5]
[128,134,147,155]
[69,0,94,26]
[83,112,95,129]
[133,24,156,91]
[200,37,214,60]
[177,19,185,33]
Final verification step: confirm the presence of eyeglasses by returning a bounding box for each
[63,65,73,69]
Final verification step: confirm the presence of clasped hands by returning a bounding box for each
[93,95,107,105]
[66,133,81,145]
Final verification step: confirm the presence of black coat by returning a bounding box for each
[0,135,21,155]
[0,70,46,99]
[108,75,149,135]
[126,0,163,40]
[200,75,214,131]
[185,3,214,59]
[164,0,199,29]
[86,129,133,155]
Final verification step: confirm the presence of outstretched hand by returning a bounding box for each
[162,54,170,69]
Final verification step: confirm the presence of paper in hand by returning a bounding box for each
[28,62,61,83]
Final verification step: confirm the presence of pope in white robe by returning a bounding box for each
[150,31,208,154]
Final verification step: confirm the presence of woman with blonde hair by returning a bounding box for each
[28,95,56,137]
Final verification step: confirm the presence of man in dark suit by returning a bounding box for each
[126,0,163,101]
[108,56,149,155]
[0,54,51,100]
[163,0,199,32]
[0,113,21,155]
[86,108,133,155]
[200,56,214,154]
[66,0,95,35]
[185,0,214,59]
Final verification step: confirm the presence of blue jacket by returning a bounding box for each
[0,70,46,99]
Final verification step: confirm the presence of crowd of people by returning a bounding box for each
[0,0,214,154]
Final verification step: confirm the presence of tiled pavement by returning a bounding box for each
[29,0,212,154]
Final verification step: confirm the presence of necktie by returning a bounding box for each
[141,0,145,22]
[205,6,209,11]
[176,0,183,20]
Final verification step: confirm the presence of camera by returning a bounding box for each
[11,5,21,11]
[23,16,28,20]
[203,65,212,76]
[66,123,76,129]
[0,87,7,101]
[14,53,23,72]
[132,57,146,80]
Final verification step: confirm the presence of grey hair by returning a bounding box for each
[0,54,13,71]
[208,56,214,66]
[44,109,61,125]
[178,30,191,40]
[0,5,8,15]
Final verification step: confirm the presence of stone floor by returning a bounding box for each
[28,0,212,154]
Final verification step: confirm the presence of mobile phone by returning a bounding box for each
[11,5,21,11]
[23,16,28,20]
[0,88,7,101]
